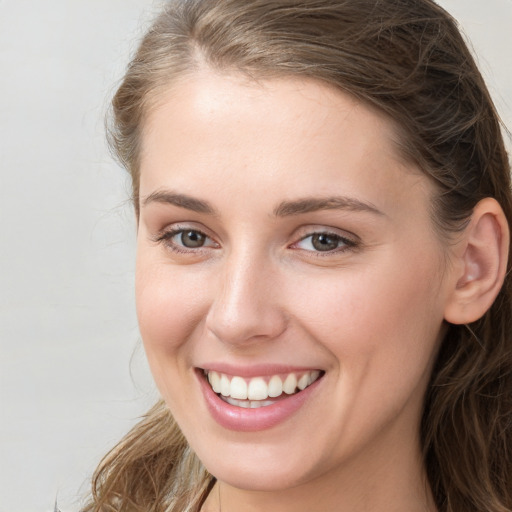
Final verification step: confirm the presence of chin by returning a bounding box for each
[193,435,325,492]
[205,458,313,492]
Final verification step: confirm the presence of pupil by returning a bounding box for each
[181,230,205,248]
[312,233,339,251]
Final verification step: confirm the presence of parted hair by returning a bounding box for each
[84,1,512,511]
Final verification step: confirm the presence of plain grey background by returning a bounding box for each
[0,1,510,511]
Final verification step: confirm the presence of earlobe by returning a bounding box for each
[444,198,510,325]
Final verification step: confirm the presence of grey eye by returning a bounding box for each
[295,232,349,252]
[179,230,207,248]
[310,233,344,251]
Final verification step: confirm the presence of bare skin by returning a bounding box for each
[135,70,504,511]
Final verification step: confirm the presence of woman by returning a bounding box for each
[84,0,512,511]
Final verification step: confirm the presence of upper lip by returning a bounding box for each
[197,363,323,378]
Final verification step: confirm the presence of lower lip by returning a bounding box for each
[197,370,322,432]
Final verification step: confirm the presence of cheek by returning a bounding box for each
[287,251,445,382]
[284,256,445,453]
[135,254,212,365]
[135,256,217,422]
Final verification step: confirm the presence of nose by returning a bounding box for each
[205,250,287,347]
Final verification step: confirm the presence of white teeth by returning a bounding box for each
[268,375,283,397]
[220,374,230,396]
[297,373,309,390]
[230,376,248,399]
[208,371,221,393]
[206,369,322,405]
[247,377,268,400]
[283,373,298,394]
[224,396,276,408]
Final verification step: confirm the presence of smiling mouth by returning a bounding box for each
[202,369,323,408]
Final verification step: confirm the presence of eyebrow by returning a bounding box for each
[142,190,216,215]
[141,189,384,218]
[273,196,384,217]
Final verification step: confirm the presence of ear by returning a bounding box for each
[444,197,509,325]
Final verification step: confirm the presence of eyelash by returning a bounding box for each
[291,231,358,256]
[153,226,359,256]
[154,226,217,254]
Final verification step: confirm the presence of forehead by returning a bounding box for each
[142,71,397,160]
[139,71,431,220]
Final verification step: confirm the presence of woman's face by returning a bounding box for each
[136,72,454,492]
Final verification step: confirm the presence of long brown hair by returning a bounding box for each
[84,1,512,510]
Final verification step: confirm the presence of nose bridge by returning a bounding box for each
[206,245,286,345]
